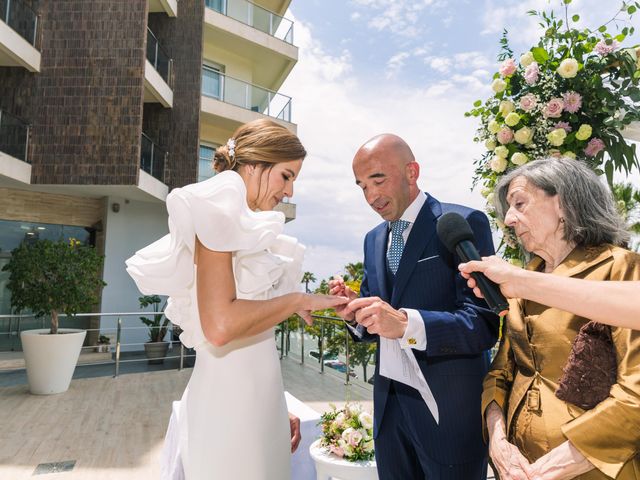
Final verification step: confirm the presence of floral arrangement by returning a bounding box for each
[318,403,375,462]
[466,0,640,258]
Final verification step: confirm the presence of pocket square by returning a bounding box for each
[417,255,439,263]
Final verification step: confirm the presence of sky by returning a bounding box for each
[279,0,640,287]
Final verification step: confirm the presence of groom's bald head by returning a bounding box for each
[352,134,421,221]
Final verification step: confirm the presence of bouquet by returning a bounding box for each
[318,403,375,462]
[466,0,640,258]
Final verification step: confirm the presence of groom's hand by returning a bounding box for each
[329,276,358,321]
[344,297,408,339]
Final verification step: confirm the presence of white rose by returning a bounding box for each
[488,120,501,134]
[490,155,508,173]
[520,51,535,67]
[491,78,507,93]
[486,192,496,206]
[514,126,533,145]
[557,58,579,78]
[499,100,515,116]
[494,145,509,158]
[504,112,521,127]
[364,440,375,453]
[358,412,374,430]
[485,137,497,150]
[511,152,529,165]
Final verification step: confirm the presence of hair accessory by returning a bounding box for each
[226,138,236,160]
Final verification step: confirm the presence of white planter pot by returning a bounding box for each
[20,328,86,395]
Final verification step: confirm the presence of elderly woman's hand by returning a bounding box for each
[486,402,534,480]
[528,441,594,479]
[459,256,524,299]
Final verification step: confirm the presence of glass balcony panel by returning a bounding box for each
[146,27,171,85]
[0,110,29,163]
[202,69,292,123]
[140,133,167,183]
[205,0,293,44]
[0,0,38,47]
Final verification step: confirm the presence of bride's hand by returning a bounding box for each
[289,413,301,453]
[297,293,349,325]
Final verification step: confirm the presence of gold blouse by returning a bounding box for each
[482,244,640,479]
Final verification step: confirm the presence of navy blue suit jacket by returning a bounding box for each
[357,193,499,465]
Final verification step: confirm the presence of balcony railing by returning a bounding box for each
[140,133,167,183]
[0,110,30,163]
[202,67,292,122]
[146,27,172,86]
[205,0,293,44]
[0,0,38,47]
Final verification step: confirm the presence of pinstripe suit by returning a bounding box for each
[355,193,499,479]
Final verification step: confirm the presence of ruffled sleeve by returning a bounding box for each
[125,171,292,348]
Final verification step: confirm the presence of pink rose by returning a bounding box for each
[594,40,619,56]
[499,58,517,77]
[562,91,582,114]
[524,62,539,85]
[543,98,564,118]
[330,445,345,457]
[497,127,514,144]
[519,93,538,112]
[554,121,572,133]
[584,137,605,157]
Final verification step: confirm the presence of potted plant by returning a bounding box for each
[95,334,111,353]
[138,295,170,364]
[2,238,106,394]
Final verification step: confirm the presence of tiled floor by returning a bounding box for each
[0,356,372,480]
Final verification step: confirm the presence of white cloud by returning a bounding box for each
[282,17,488,285]
[349,0,443,39]
[386,51,411,79]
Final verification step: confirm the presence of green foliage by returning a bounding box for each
[613,182,640,250]
[2,239,106,334]
[465,1,640,260]
[138,295,170,343]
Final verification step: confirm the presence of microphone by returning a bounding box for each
[436,212,509,317]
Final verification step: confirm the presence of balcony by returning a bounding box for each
[0,0,40,72]
[148,0,177,17]
[144,27,173,108]
[203,1,297,93]
[201,67,294,133]
[140,133,167,182]
[206,0,293,44]
[0,110,31,186]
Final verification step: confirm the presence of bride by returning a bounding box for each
[126,119,347,479]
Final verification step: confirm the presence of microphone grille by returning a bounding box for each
[436,212,475,253]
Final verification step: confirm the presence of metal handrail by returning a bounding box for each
[201,67,293,122]
[205,0,294,44]
[0,312,370,387]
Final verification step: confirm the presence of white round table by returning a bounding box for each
[309,439,378,480]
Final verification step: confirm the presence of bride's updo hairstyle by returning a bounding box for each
[213,119,307,173]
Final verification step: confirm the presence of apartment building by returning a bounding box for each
[0,0,298,345]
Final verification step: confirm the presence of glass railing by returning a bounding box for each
[140,133,167,183]
[205,0,293,44]
[202,67,292,122]
[0,110,30,163]
[146,27,172,86]
[0,0,38,47]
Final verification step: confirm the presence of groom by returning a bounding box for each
[330,134,499,479]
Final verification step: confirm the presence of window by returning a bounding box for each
[198,144,218,182]
[202,63,224,100]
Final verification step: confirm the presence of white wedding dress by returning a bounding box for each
[126,171,305,480]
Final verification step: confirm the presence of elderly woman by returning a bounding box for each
[482,158,640,480]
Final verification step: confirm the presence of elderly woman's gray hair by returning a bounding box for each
[494,157,629,247]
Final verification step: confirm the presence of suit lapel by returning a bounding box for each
[373,223,390,300]
[392,195,441,305]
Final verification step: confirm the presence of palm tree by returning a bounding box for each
[301,271,317,293]
[344,262,364,282]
